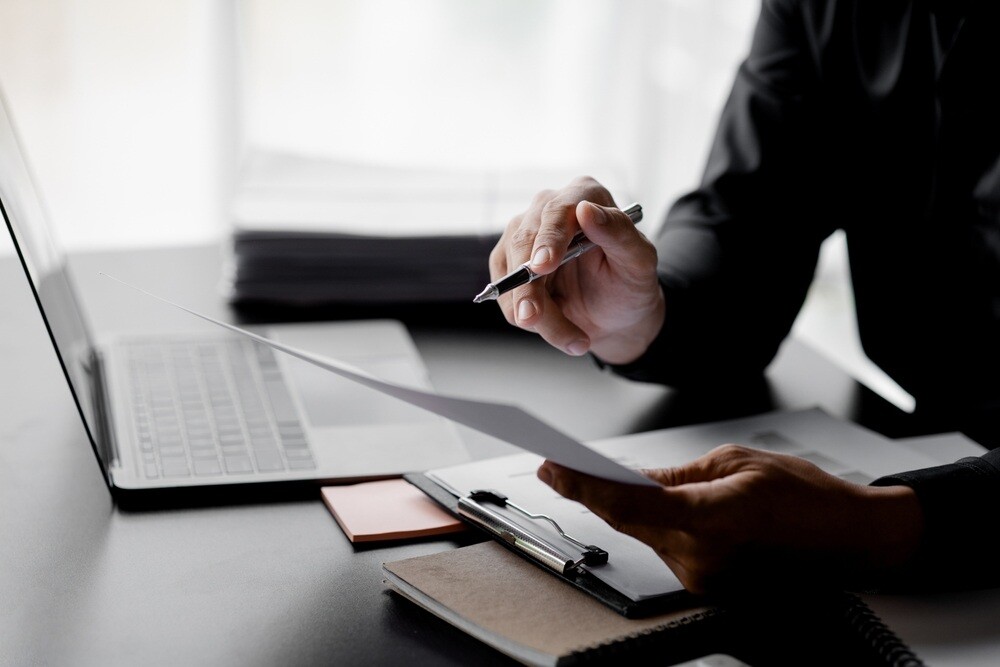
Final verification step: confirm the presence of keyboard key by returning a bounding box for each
[158,446,185,458]
[224,456,254,474]
[188,438,216,451]
[253,451,285,472]
[285,448,313,460]
[193,459,223,476]
[287,459,316,470]
[161,460,191,477]
[264,380,298,423]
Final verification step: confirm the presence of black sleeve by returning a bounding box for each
[611,0,837,387]
[607,1,1000,591]
[871,447,1000,590]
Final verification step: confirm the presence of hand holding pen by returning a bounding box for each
[480,178,666,363]
[474,203,643,303]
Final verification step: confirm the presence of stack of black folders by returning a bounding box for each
[227,151,631,309]
[385,410,928,666]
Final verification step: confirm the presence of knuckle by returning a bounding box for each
[540,197,573,219]
[510,226,535,250]
[534,228,565,249]
[712,443,753,463]
[645,467,677,487]
[488,244,505,270]
[570,175,611,202]
[531,188,556,206]
[504,213,523,235]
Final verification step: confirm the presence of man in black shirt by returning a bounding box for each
[489,0,999,592]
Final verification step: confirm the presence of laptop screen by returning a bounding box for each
[0,89,102,454]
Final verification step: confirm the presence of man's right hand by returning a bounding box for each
[488,177,665,364]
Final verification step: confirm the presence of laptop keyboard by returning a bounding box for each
[125,338,315,479]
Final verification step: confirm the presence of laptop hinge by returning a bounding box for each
[88,349,121,479]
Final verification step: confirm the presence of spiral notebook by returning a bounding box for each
[383,541,921,667]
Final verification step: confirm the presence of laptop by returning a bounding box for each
[0,89,470,508]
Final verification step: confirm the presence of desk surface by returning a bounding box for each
[0,244,919,666]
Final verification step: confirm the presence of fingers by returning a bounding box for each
[643,444,761,487]
[574,201,654,276]
[515,281,596,355]
[527,195,582,274]
[492,183,595,286]
[507,195,595,354]
[490,235,591,355]
[488,177,618,354]
[489,189,563,330]
[537,447,765,542]
[487,177,659,358]
[537,461,693,541]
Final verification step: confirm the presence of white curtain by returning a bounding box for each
[1,0,757,249]
[242,0,758,231]
[0,0,238,250]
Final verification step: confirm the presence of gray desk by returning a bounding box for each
[0,244,916,666]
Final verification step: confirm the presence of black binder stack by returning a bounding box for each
[226,151,629,308]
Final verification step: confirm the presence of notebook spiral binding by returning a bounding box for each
[842,593,924,667]
[564,594,923,666]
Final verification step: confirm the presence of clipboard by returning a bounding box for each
[404,472,692,618]
[405,408,947,620]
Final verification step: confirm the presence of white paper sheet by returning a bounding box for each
[101,274,658,487]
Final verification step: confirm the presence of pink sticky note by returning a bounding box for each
[321,479,466,543]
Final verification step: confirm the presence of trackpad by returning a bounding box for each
[286,356,437,428]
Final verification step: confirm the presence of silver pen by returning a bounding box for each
[473,202,643,303]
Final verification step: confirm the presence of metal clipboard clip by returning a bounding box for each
[457,489,609,576]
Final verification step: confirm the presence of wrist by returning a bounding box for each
[589,286,666,365]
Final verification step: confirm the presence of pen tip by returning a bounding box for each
[473,285,497,303]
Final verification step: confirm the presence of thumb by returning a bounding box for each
[576,201,647,268]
